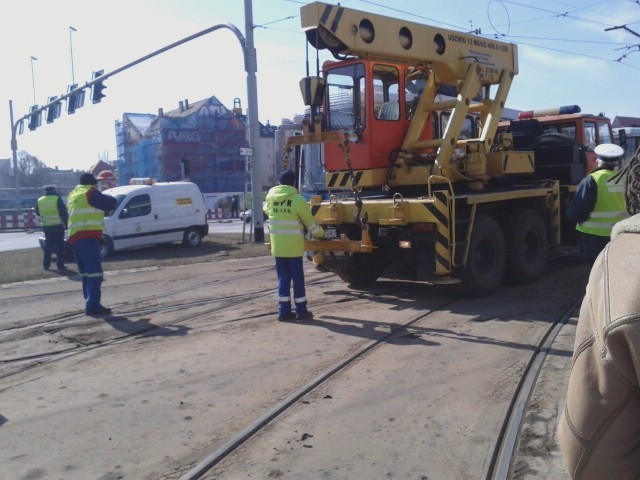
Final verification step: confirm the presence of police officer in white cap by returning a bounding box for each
[567,143,627,262]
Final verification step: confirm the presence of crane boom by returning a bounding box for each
[301,1,518,86]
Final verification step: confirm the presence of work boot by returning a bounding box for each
[296,311,314,321]
[277,312,296,322]
[85,305,112,316]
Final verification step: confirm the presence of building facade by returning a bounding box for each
[115,96,277,196]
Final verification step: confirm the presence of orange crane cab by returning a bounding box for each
[321,59,433,174]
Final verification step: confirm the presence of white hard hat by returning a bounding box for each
[594,143,624,160]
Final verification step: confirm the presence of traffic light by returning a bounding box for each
[91,70,107,104]
[67,84,86,114]
[28,105,42,131]
[46,96,62,124]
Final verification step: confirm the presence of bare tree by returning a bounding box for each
[17,150,51,187]
[98,150,110,164]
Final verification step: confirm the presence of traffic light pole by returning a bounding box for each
[8,20,263,228]
[244,0,264,243]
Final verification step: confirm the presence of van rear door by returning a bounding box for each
[153,186,198,244]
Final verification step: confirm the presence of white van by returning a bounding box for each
[100,181,209,257]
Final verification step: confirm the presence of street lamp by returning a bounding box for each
[69,26,77,84]
[30,56,38,105]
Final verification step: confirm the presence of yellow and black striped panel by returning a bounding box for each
[326,169,390,188]
[425,191,452,274]
[326,171,363,188]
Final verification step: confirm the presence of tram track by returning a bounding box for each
[0,263,275,315]
[0,256,589,480]
[180,297,458,480]
[487,295,581,480]
[0,272,420,381]
[177,292,582,480]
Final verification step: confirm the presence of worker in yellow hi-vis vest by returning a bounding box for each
[263,170,325,322]
[36,184,68,271]
[567,143,628,263]
[67,173,118,316]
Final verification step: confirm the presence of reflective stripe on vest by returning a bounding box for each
[576,170,628,237]
[269,219,304,236]
[67,185,104,238]
[37,195,63,226]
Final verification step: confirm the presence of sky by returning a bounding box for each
[1,0,639,172]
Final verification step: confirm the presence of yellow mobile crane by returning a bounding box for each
[287,2,573,296]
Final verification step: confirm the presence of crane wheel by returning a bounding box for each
[336,251,390,286]
[504,209,548,285]
[460,215,505,297]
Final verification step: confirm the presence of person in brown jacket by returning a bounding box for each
[558,148,640,479]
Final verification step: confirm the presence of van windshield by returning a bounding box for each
[104,193,127,217]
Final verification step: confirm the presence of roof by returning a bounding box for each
[163,96,229,119]
[90,160,113,175]
[612,116,640,128]
[122,113,156,136]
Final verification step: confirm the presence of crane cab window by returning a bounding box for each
[438,111,476,140]
[597,121,612,144]
[325,63,366,131]
[373,65,399,121]
[540,122,576,139]
[583,122,596,150]
[405,68,427,120]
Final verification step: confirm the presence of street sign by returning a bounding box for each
[240,147,253,156]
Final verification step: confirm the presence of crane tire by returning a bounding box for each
[504,209,548,285]
[461,214,505,297]
[336,251,389,286]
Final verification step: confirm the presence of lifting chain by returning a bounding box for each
[280,145,292,171]
[338,137,368,229]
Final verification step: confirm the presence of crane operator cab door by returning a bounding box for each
[322,59,432,175]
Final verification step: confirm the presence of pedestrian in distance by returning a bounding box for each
[263,169,325,321]
[231,194,239,218]
[67,173,118,316]
[35,184,69,271]
[566,143,627,263]
[558,146,640,479]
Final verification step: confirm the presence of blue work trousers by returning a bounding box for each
[42,224,66,269]
[71,238,104,312]
[576,231,610,264]
[275,256,308,316]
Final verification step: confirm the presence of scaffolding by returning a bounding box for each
[117,96,247,194]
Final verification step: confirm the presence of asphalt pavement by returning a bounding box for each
[0,219,257,253]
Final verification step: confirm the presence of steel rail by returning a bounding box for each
[180,297,456,480]
[486,294,582,480]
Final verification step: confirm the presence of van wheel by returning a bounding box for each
[100,237,113,259]
[183,227,202,247]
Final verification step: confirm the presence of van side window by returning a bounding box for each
[120,194,151,219]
